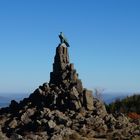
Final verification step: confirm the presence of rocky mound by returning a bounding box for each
[0,37,140,140]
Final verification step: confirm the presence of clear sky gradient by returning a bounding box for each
[0,0,140,94]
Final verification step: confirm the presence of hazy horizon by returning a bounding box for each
[0,91,139,108]
[0,0,140,94]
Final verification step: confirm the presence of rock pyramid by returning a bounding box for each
[49,43,93,111]
[27,42,94,112]
[0,34,139,140]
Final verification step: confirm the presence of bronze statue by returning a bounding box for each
[59,32,70,47]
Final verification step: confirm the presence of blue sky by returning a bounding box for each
[0,0,140,94]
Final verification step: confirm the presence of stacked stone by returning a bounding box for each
[50,43,70,86]
[50,44,80,88]
[49,43,93,111]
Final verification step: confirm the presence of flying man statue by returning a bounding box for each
[59,32,70,47]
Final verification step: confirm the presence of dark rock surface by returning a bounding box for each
[0,41,140,140]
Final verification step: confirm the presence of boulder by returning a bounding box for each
[9,119,18,129]
[75,79,83,93]
[21,108,35,124]
[69,63,74,71]
[47,120,56,129]
[69,100,81,110]
[43,82,50,92]
[83,89,94,111]
[10,134,23,140]
[69,87,79,100]
[0,127,8,140]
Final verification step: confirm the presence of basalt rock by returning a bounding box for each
[50,44,81,90]
[0,37,139,140]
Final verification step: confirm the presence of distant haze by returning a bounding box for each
[0,92,140,108]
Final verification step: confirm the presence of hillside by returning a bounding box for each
[106,94,140,114]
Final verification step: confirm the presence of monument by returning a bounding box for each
[59,32,70,47]
[0,33,139,139]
